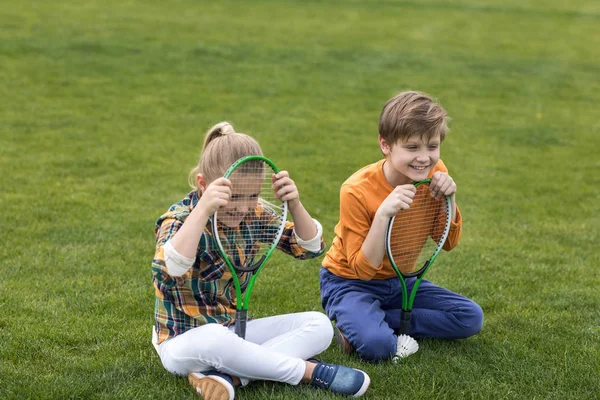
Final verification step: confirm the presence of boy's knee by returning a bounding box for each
[460,302,484,338]
[354,330,396,362]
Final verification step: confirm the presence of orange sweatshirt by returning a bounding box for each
[322,159,462,281]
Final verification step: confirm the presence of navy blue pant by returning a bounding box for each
[320,267,483,362]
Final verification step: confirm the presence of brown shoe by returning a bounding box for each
[188,371,235,400]
[333,325,354,354]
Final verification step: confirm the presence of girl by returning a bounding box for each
[151,122,370,399]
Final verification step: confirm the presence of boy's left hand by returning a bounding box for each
[272,171,300,205]
[430,171,456,199]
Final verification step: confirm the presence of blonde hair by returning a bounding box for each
[379,91,450,145]
[188,122,263,195]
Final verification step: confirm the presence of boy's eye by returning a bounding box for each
[429,144,439,149]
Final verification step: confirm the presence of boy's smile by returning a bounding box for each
[379,134,441,187]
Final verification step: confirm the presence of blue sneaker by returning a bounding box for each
[310,362,370,397]
[188,370,235,400]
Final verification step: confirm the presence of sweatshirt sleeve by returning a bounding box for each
[442,205,462,251]
[339,185,382,280]
[430,160,462,251]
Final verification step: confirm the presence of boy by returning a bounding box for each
[320,91,483,362]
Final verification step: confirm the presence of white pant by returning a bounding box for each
[154,311,333,385]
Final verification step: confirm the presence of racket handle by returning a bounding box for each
[235,310,248,339]
[398,310,411,335]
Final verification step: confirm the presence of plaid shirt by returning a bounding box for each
[152,191,325,344]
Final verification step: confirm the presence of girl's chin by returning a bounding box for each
[221,214,245,227]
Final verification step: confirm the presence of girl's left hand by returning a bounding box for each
[272,171,299,204]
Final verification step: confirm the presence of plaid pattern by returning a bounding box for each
[152,191,325,344]
[216,200,285,270]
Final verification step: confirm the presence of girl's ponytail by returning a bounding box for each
[188,122,262,196]
[202,122,235,153]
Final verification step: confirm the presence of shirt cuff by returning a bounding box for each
[293,219,323,252]
[352,250,381,280]
[164,240,195,276]
[450,206,462,229]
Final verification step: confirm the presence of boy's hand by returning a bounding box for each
[378,184,417,219]
[198,177,232,216]
[430,172,456,199]
[272,171,299,206]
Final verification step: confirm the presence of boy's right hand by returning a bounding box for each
[377,185,417,219]
[198,177,232,216]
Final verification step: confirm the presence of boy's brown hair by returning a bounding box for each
[378,91,450,144]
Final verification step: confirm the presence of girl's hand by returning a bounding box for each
[377,184,417,219]
[198,177,232,216]
[272,171,300,205]
[430,172,457,199]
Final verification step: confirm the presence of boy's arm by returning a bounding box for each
[361,184,417,269]
[429,170,461,250]
[340,184,415,280]
[443,204,462,250]
[338,187,379,279]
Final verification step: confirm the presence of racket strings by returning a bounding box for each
[388,186,449,274]
[216,160,286,271]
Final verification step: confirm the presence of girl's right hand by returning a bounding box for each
[198,177,232,216]
[377,184,416,219]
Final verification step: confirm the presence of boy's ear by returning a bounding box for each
[195,174,207,190]
[379,135,391,156]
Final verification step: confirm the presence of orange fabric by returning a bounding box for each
[322,159,462,281]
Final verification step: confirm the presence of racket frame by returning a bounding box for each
[212,155,288,338]
[385,178,452,335]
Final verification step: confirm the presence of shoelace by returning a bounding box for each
[311,363,338,388]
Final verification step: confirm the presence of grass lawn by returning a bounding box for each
[1,0,599,398]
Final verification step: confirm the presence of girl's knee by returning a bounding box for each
[304,311,334,351]
[313,312,334,337]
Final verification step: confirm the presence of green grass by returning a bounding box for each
[1,0,599,398]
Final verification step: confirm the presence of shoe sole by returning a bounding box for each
[188,372,235,400]
[353,369,371,397]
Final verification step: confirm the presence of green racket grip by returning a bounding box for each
[235,310,248,339]
[397,310,411,335]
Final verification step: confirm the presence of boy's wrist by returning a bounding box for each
[374,209,391,223]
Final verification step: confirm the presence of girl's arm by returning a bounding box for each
[272,171,317,240]
[170,177,232,258]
